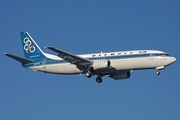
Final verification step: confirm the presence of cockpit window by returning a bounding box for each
[160,53,169,56]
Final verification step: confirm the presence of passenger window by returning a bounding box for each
[92,55,96,57]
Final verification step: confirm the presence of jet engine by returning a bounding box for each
[92,60,111,70]
[110,71,130,80]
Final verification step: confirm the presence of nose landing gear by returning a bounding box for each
[156,71,160,75]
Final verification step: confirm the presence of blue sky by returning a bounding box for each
[0,0,180,119]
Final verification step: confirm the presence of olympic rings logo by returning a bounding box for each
[23,37,35,53]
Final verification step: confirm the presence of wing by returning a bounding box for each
[46,46,92,66]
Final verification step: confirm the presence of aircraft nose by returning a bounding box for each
[170,57,176,63]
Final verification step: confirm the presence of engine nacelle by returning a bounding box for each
[110,71,130,80]
[92,60,111,70]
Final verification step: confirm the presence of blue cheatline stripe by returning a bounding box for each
[23,53,166,67]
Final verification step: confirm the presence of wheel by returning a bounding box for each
[85,71,91,78]
[96,77,102,83]
[156,71,160,75]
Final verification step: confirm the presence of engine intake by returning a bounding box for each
[110,71,130,80]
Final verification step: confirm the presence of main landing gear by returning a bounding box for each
[85,70,103,83]
[85,71,92,78]
[96,77,102,83]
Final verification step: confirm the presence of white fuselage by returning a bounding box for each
[28,50,176,74]
[4,31,176,83]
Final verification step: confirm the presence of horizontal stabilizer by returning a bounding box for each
[45,46,92,66]
[4,53,33,64]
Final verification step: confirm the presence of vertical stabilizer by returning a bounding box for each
[20,32,46,62]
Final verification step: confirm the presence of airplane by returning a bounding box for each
[4,31,176,83]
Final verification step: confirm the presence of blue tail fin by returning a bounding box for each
[20,32,46,62]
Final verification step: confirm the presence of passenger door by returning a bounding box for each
[149,54,154,60]
[42,59,46,68]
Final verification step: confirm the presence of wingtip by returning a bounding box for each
[3,53,8,55]
[45,46,54,49]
